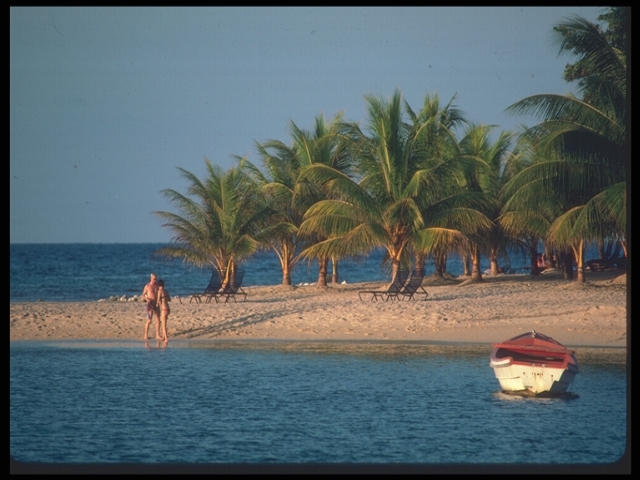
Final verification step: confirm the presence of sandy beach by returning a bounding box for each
[10,268,627,348]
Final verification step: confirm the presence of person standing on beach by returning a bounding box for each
[157,279,171,344]
[142,273,160,340]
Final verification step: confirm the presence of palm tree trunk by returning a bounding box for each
[331,257,339,284]
[390,258,401,283]
[224,264,236,289]
[282,267,292,286]
[317,257,328,287]
[571,240,586,284]
[489,247,500,275]
[278,245,293,286]
[470,245,483,281]
[434,252,447,278]
[218,268,228,289]
[619,235,627,258]
[463,254,471,277]
[558,249,575,280]
[414,253,427,277]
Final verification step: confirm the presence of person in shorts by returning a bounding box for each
[142,273,160,340]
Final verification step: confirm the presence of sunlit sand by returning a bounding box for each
[10,269,627,348]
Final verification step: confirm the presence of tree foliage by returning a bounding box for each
[153,158,266,284]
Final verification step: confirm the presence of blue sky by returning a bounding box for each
[10,6,605,243]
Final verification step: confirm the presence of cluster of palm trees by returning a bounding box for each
[502,7,627,282]
[153,8,626,286]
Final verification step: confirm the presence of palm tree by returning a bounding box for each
[253,113,349,286]
[292,113,353,286]
[583,181,626,257]
[498,134,557,276]
[547,178,626,283]
[404,91,470,278]
[554,8,627,118]
[504,10,627,282]
[252,139,309,286]
[153,157,266,286]
[298,90,493,281]
[456,124,515,278]
[298,90,418,278]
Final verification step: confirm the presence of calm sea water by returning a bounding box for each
[10,341,627,468]
[9,244,404,302]
[10,244,626,471]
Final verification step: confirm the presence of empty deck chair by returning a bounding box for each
[185,270,223,304]
[358,269,409,302]
[397,269,428,301]
[213,269,247,303]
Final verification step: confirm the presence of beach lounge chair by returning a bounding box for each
[397,269,428,301]
[213,269,247,303]
[184,270,223,304]
[358,269,409,302]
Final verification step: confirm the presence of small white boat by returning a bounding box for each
[490,330,580,397]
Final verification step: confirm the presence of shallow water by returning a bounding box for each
[10,340,627,467]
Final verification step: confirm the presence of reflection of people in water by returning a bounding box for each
[157,279,171,344]
[144,339,166,349]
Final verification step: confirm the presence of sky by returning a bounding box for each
[10,6,606,244]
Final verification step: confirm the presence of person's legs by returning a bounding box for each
[144,302,155,340]
[155,308,162,340]
[161,310,169,342]
[143,317,151,340]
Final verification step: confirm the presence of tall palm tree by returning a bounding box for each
[504,10,627,282]
[253,113,349,286]
[403,91,469,278]
[498,134,557,275]
[298,90,493,280]
[153,158,266,286]
[292,113,353,286]
[252,139,309,286]
[456,124,515,278]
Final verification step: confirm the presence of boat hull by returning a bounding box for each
[490,357,578,396]
[489,331,579,397]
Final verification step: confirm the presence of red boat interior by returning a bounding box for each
[492,347,569,367]
[491,331,577,368]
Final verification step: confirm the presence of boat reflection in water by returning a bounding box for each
[490,330,580,397]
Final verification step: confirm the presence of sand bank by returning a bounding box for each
[10,269,627,348]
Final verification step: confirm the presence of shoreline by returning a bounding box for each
[10,269,628,348]
[8,335,630,348]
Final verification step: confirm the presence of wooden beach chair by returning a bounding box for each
[358,269,409,302]
[213,269,247,303]
[183,270,223,304]
[397,269,428,301]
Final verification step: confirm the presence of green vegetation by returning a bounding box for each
[152,158,268,287]
[502,7,627,282]
[154,7,627,284]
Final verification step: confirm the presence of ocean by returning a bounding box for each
[10,341,628,469]
[10,244,626,471]
[9,243,594,303]
[9,243,478,303]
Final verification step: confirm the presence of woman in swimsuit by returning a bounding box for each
[157,279,171,343]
